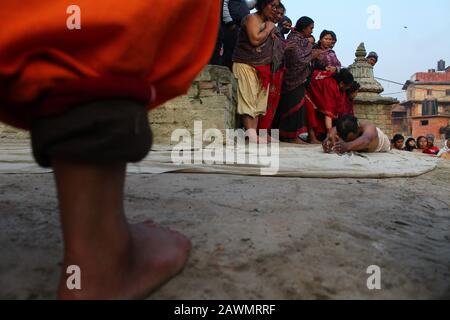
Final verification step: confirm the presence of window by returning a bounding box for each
[422,100,438,116]
[427,89,433,96]
[421,120,429,126]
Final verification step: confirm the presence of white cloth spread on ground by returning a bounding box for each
[0,142,439,178]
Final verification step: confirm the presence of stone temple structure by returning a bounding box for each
[348,43,398,137]
[150,65,237,145]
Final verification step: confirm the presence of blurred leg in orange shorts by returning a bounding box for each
[0,0,220,299]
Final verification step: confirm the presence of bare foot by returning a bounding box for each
[58,222,191,300]
[309,138,322,144]
[292,137,309,145]
[246,136,269,145]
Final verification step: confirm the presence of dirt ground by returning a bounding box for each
[0,150,449,300]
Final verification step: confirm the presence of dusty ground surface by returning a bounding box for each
[0,141,449,300]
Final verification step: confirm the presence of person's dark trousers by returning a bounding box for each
[209,24,224,66]
[222,25,239,70]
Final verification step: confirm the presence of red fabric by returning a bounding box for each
[305,70,345,136]
[258,68,285,130]
[307,70,343,119]
[339,92,355,118]
[423,146,440,155]
[279,97,308,139]
[254,65,272,91]
[305,93,326,137]
[278,97,308,139]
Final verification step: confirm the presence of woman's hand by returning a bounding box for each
[322,138,333,153]
[247,15,274,46]
[311,49,326,59]
[323,128,339,153]
[265,21,275,33]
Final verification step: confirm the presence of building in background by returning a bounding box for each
[399,60,450,142]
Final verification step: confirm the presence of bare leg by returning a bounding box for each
[241,115,267,144]
[54,160,191,300]
[308,129,322,144]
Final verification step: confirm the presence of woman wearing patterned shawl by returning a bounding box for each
[272,16,324,143]
[312,30,342,73]
[304,30,346,143]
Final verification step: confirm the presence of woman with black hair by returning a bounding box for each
[232,0,280,143]
[415,136,428,153]
[305,68,355,143]
[277,16,292,40]
[312,30,342,73]
[271,16,324,143]
[258,1,288,132]
[404,137,417,152]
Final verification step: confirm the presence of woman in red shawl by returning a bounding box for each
[305,68,355,142]
[0,0,220,300]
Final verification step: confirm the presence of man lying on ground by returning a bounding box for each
[323,115,391,154]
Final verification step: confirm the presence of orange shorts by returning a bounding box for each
[0,0,220,130]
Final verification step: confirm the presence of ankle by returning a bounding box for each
[64,228,133,270]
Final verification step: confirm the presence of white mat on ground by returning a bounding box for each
[0,143,439,178]
[130,144,438,178]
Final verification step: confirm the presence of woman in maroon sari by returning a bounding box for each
[305,68,354,142]
[305,30,343,143]
[272,16,324,143]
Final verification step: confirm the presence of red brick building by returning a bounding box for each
[400,65,450,142]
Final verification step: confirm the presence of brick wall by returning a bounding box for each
[412,117,450,141]
[150,65,237,145]
[354,104,394,138]
[415,72,450,82]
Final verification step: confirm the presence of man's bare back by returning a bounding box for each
[323,119,388,154]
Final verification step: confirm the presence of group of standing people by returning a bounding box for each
[214,0,365,144]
